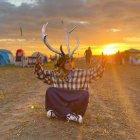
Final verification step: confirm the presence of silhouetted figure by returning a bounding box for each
[115,51,121,64]
[84,47,92,66]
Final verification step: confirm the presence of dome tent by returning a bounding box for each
[0,49,14,65]
[32,52,47,63]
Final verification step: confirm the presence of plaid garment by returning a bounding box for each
[34,62,105,90]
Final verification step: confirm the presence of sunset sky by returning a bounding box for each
[0,0,140,57]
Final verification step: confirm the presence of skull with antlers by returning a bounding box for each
[42,22,79,58]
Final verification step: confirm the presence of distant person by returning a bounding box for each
[115,51,121,64]
[84,47,92,66]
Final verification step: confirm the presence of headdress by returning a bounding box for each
[41,21,79,58]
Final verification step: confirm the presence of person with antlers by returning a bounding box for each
[34,22,106,123]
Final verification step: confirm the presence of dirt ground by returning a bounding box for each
[0,63,140,140]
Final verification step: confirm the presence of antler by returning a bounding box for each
[60,45,65,56]
[62,22,79,57]
[42,23,64,56]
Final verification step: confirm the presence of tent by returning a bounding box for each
[0,49,14,65]
[123,48,140,65]
[32,52,47,63]
[16,49,24,61]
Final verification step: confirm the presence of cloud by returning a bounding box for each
[0,38,25,42]
[0,0,140,55]
[124,37,140,43]
[5,0,38,7]
[107,28,121,32]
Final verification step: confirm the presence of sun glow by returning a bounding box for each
[102,48,116,55]
[102,43,118,55]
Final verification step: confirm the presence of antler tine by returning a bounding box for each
[60,45,65,57]
[42,23,48,40]
[61,22,70,56]
[70,36,79,57]
[67,25,78,57]
[69,25,77,34]
[61,21,79,57]
[66,26,79,57]
[42,23,63,56]
[66,32,71,56]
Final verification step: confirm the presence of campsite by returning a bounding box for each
[0,61,140,140]
[0,0,140,139]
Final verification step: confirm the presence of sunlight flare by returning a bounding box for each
[102,43,118,55]
[102,48,116,55]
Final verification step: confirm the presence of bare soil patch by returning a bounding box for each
[0,64,140,140]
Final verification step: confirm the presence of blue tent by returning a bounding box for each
[0,49,14,65]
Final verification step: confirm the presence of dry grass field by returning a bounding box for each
[0,61,140,140]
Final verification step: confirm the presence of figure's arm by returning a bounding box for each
[88,57,106,81]
[34,53,53,85]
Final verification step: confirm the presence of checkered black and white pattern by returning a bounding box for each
[34,63,105,90]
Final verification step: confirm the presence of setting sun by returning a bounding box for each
[102,44,118,55]
[102,48,116,55]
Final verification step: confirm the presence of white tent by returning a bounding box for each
[32,52,47,63]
